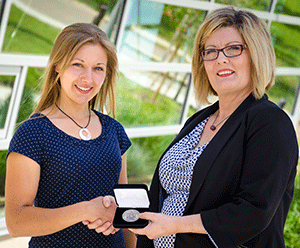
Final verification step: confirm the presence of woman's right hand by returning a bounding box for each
[83,195,119,235]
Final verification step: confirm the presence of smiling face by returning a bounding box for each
[56,43,108,107]
[203,26,252,99]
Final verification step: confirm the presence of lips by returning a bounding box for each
[75,85,92,93]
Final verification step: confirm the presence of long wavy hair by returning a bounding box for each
[34,23,118,117]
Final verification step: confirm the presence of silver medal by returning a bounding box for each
[122,209,140,222]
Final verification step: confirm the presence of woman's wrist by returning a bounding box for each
[176,214,206,234]
[79,200,98,222]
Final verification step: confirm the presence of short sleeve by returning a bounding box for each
[7,118,44,165]
[114,120,131,155]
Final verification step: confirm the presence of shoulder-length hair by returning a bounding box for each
[192,7,276,104]
[34,23,118,117]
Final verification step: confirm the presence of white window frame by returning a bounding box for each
[0,65,23,139]
[0,54,48,150]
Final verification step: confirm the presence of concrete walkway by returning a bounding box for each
[0,235,30,247]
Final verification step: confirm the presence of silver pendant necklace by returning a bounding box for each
[55,104,92,140]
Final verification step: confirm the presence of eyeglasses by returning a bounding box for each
[200,44,246,61]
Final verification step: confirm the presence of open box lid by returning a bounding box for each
[113,184,150,208]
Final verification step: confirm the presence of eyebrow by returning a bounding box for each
[73,58,107,66]
[205,41,243,49]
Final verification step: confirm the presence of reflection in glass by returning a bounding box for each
[2,0,116,54]
[275,0,300,17]
[116,69,195,127]
[214,0,270,11]
[0,75,15,128]
[3,4,61,54]
[118,0,205,63]
[271,22,300,67]
[127,135,175,184]
[268,76,298,113]
[16,67,44,124]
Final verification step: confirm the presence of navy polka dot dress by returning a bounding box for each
[7,110,131,248]
[154,118,209,248]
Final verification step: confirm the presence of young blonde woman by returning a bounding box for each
[5,23,136,248]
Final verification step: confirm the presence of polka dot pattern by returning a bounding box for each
[7,110,131,248]
[154,117,209,248]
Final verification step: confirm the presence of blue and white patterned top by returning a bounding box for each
[7,110,131,248]
[154,117,209,248]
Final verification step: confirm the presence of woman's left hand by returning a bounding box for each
[129,212,178,239]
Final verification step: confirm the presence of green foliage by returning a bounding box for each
[115,73,179,183]
[0,150,7,196]
[275,0,300,16]
[268,76,298,112]
[271,22,300,67]
[3,4,60,54]
[284,172,300,247]
[0,75,15,128]
[216,0,269,10]
[116,73,182,127]
[127,135,174,185]
[17,85,35,124]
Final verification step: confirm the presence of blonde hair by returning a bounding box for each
[35,23,118,117]
[192,7,276,104]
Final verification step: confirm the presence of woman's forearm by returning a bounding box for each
[6,201,90,237]
[129,212,207,239]
[6,196,115,237]
[175,214,207,234]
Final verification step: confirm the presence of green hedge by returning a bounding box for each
[284,173,300,247]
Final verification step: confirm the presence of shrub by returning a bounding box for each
[284,172,300,247]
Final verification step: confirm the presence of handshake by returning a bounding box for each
[82,195,120,236]
[82,185,150,235]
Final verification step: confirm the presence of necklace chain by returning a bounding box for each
[55,103,91,129]
[210,110,230,131]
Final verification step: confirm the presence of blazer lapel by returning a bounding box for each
[184,93,260,213]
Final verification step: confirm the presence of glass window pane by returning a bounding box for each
[2,0,119,54]
[275,0,300,17]
[0,75,15,128]
[0,149,5,217]
[117,69,191,127]
[127,135,175,184]
[17,68,44,123]
[268,76,298,114]
[118,0,205,63]
[3,3,61,54]
[214,0,270,11]
[271,22,300,67]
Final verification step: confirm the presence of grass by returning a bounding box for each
[2,4,60,54]
[116,73,183,127]
[284,172,300,247]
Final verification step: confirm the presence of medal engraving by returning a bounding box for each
[122,209,139,222]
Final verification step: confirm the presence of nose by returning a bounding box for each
[81,68,93,83]
[216,51,229,64]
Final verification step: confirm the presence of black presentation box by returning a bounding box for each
[113,184,150,228]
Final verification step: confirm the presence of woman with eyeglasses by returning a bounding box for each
[130,7,298,248]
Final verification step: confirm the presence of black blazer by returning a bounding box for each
[137,94,298,248]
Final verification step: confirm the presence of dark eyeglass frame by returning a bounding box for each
[200,44,247,61]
